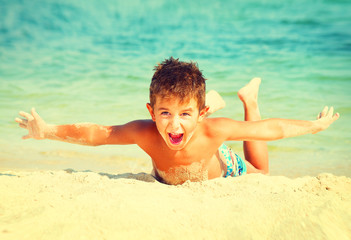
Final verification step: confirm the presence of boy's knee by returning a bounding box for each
[244,160,269,175]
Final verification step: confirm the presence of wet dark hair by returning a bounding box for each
[149,57,206,110]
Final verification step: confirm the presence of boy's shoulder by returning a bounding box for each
[201,117,230,132]
[131,119,160,137]
[119,119,157,143]
[201,117,240,138]
[202,117,233,126]
[128,119,156,131]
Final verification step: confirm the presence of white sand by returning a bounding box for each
[1,170,350,240]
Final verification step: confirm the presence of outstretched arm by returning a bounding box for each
[217,106,340,141]
[15,108,142,146]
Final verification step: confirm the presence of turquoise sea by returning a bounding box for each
[1,0,350,177]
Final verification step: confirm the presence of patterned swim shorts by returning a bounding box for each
[218,144,247,177]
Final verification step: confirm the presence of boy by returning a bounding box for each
[15,57,339,185]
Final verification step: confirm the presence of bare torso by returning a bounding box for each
[135,119,226,185]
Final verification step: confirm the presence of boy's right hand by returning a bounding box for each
[15,108,49,140]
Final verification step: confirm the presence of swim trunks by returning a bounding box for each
[218,144,247,177]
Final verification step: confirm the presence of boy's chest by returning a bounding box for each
[139,129,224,184]
[154,159,209,185]
[151,137,217,167]
[149,143,223,185]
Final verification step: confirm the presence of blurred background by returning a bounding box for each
[1,0,350,177]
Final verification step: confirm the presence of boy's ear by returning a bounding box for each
[198,106,210,122]
[146,103,156,121]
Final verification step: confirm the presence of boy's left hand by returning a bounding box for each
[314,106,340,134]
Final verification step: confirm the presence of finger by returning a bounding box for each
[327,106,334,118]
[19,111,34,121]
[15,117,28,124]
[19,123,27,129]
[333,112,340,121]
[15,117,25,124]
[31,108,40,120]
[321,106,328,117]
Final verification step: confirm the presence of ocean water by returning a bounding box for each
[1,0,350,177]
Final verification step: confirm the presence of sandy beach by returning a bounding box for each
[1,170,350,240]
[2,0,350,239]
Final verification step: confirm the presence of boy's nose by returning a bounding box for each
[170,116,181,131]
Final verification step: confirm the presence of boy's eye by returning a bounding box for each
[181,113,191,117]
[161,112,170,116]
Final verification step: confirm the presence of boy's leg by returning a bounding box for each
[205,90,226,117]
[237,78,269,174]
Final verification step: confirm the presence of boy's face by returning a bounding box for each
[147,96,208,151]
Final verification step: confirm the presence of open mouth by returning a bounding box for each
[168,133,184,145]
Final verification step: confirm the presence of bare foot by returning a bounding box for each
[237,77,261,105]
[205,90,226,116]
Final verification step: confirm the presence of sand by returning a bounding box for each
[1,170,350,240]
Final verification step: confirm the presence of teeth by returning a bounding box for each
[171,133,182,137]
